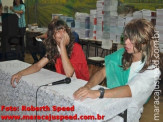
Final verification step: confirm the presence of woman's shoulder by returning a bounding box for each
[105,48,125,62]
[73,43,82,50]
[20,4,25,8]
[73,42,81,46]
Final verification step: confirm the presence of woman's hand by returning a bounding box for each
[60,31,70,47]
[11,72,22,88]
[73,86,100,101]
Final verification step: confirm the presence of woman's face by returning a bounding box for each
[15,0,20,5]
[125,38,138,54]
[53,28,65,44]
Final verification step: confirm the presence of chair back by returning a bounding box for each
[101,39,113,50]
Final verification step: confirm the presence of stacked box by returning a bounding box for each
[74,12,90,38]
[102,0,119,43]
[142,9,156,25]
[156,9,163,53]
[90,10,97,39]
[133,11,143,19]
[96,0,104,40]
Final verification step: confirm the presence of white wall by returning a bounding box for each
[2,0,13,6]
[2,0,25,7]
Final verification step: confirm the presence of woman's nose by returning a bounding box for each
[125,38,130,45]
[56,32,62,37]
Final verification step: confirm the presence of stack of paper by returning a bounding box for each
[103,16,118,41]
[74,12,90,38]
[102,0,118,42]
[103,0,118,12]
[125,16,133,25]
[133,11,143,19]
[156,9,163,18]
[96,0,104,17]
[142,9,156,25]
[96,0,104,39]
[156,9,163,52]
[90,10,97,39]
[66,17,74,28]
[118,17,125,27]
[156,9,163,26]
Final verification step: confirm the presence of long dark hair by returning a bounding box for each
[44,19,75,63]
[122,19,156,72]
[13,0,24,6]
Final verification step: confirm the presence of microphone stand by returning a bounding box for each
[35,77,71,122]
[36,84,47,122]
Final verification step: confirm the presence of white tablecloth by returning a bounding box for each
[0,60,131,122]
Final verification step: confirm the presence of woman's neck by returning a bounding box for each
[132,52,142,62]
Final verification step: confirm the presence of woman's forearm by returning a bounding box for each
[19,58,49,76]
[14,10,23,14]
[60,45,74,77]
[73,67,106,100]
[104,85,132,98]
[85,67,106,89]
[18,64,41,76]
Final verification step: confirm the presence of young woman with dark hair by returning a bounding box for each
[11,19,89,88]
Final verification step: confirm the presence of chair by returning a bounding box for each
[87,39,113,67]
[1,13,25,61]
[2,35,24,61]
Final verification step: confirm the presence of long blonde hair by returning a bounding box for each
[122,19,157,72]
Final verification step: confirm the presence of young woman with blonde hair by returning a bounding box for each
[74,19,161,121]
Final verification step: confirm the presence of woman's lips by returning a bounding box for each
[125,47,129,50]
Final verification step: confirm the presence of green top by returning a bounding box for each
[14,4,26,28]
[105,48,130,89]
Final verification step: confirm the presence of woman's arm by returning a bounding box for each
[74,84,131,101]
[13,9,23,14]
[60,43,74,77]
[103,85,132,98]
[73,67,106,100]
[59,31,75,77]
[74,67,131,101]
[11,57,49,87]
[10,4,25,14]
[74,67,161,101]
[10,6,23,14]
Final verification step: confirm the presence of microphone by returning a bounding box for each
[44,77,71,86]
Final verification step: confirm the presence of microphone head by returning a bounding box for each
[65,77,71,84]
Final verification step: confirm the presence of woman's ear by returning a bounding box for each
[53,34,55,40]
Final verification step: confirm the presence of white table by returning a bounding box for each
[0,60,131,122]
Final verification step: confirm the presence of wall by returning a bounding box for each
[1,0,25,6]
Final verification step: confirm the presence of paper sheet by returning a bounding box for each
[35,37,43,42]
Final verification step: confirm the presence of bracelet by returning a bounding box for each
[99,87,105,99]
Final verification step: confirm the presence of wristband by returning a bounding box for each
[99,87,105,98]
